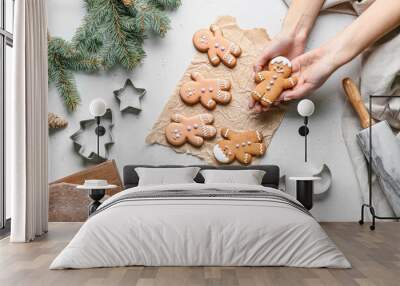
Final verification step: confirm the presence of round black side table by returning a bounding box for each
[88,189,106,215]
[77,183,117,215]
[289,177,320,210]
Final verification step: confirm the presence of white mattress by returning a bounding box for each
[50,183,350,269]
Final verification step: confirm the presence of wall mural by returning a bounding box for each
[47,0,181,111]
[47,1,396,221]
[146,16,286,165]
[113,79,146,114]
[48,112,68,129]
[70,109,114,162]
[47,0,181,162]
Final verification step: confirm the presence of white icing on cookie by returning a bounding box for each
[200,126,208,136]
[253,91,262,99]
[223,53,233,64]
[224,128,230,138]
[229,43,239,53]
[211,56,219,62]
[261,97,272,104]
[259,144,264,154]
[216,90,229,101]
[213,144,229,163]
[256,131,263,142]
[270,56,291,67]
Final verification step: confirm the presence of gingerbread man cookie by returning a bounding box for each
[213,128,266,165]
[252,56,297,107]
[193,24,242,68]
[180,72,232,110]
[165,113,217,147]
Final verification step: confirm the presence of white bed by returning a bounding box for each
[50,171,350,269]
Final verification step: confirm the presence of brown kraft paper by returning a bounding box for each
[146,16,286,165]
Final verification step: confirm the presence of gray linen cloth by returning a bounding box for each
[282,0,375,15]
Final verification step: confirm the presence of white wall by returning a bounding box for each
[48,0,363,221]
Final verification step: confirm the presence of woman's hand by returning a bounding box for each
[250,0,400,112]
[249,0,325,112]
[281,0,400,103]
[250,33,306,112]
[253,34,306,73]
[279,46,336,101]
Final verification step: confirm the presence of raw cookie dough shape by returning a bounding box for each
[252,56,297,107]
[165,113,217,147]
[179,72,232,110]
[114,79,146,113]
[70,109,114,162]
[193,24,242,68]
[213,128,266,165]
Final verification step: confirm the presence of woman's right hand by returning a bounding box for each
[250,33,306,112]
[253,33,306,73]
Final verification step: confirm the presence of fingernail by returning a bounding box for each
[283,97,291,101]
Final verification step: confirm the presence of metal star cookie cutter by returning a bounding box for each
[114,79,146,113]
[70,108,114,163]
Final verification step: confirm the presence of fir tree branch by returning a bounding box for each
[48,56,81,111]
[48,38,81,111]
[151,0,181,9]
[54,68,81,112]
[101,0,145,70]
[130,0,171,36]
[47,0,181,111]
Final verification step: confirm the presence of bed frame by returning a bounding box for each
[123,165,280,189]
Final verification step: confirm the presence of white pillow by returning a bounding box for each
[135,167,200,186]
[200,169,266,185]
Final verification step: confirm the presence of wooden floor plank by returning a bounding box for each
[0,222,399,286]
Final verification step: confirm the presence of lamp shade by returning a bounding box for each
[89,98,107,117]
[297,99,315,117]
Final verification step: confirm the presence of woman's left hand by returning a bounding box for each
[278,47,336,102]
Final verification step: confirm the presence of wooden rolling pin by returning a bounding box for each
[342,77,375,129]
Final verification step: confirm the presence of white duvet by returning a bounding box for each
[50,183,350,269]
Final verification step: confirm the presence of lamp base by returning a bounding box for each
[95,125,106,136]
[298,126,309,137]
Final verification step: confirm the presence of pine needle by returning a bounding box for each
[48,0,181,111]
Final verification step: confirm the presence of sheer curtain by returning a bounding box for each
[8,0,48,242]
